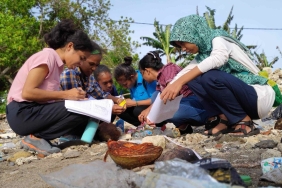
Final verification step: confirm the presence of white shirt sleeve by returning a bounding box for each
[197,37,231,73]
[170,59,197,84]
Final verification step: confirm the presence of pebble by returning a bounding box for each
[63,149,81,159]
[261,149,282,160]
[45,152,63,159]
[8,151,33,162]
[0,133,17,139]
[255,140,278,149]
[141,135,166,149]
[15,156,38,166]
[10,170,19,175]
[9,162,15,166]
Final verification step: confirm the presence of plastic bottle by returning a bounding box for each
[132,130,153,138]
[81,119,99,143]
[115,119,125,133]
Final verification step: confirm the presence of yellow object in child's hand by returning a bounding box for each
[118,99,126,107]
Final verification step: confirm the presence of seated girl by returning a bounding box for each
[113,57,157,126]
[6,20,100,155]
[160,15,280,136]
[138,51,208,134]
[94,64,142,125]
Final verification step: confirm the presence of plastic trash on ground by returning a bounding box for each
[194,158,246,186]
[154,158,216,182]
[253,119,276,131]
[270,104,282,120]
[141,158,236,188]
[261,157,282,174]
[260,166,282,184]
[0,142,16,149]
[41,160,144,188]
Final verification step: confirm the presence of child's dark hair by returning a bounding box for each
[94,64,111,81]
[113,57,136,80]
[91,41,103,55]
[139,51,163,71]
[44,19,93,52]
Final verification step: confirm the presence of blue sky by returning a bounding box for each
[109,0,281,69]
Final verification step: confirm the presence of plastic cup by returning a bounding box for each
[81,120,99,143]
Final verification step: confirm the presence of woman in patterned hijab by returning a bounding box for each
[160,14,278,137]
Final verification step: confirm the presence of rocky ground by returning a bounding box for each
[1,114,282,188]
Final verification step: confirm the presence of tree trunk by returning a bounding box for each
[0,67,13,84]
[166,54,171,63]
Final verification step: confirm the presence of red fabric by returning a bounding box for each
[156,63,193,97]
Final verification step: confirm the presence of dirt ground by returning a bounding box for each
[1,117,282,188]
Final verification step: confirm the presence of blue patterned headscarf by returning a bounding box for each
[170,14,267,86]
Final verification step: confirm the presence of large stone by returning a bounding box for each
[185,133,207,145]
[263,67,272,75]
[8,151,32,162]
[255,140,278,149]
[273,68,281,74]
[270,74,280,82]
[142,135,166,149]
[63,149,81,159]
[15,156,37,166]
[261,149,281,160]
[276,79,282,85]
[280,70,282,78]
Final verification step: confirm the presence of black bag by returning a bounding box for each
[194,158,246,187]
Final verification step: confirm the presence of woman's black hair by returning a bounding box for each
[44,19,93,52]
[94,64,111,81]
[113,57,136,80]
[139,51,164,71]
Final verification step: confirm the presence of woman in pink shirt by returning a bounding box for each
[6,20,95,155]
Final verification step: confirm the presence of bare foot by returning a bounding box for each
[204,122,228,134]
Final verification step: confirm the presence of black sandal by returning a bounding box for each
[178,124,193,135]
[229,121,260,137]
[205,116,220,130]
[202,119,233,136]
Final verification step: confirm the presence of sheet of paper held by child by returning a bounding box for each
[65,99,113,123]
[147,93,183,124]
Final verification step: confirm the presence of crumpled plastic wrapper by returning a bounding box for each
[260,166,282,184]
[41,160,144,188]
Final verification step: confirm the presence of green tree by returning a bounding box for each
[254,51,279,70]
[204,6,244,40]
[96,17,140,67]
[0,0,139,93]
[0,0,41,88]
[140,19,175,63]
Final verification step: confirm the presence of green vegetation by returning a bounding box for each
[0,0,139,92]
[0,90,7,114]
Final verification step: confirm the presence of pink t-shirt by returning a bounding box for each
[7,48,64,103]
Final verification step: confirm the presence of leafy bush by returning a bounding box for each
[0,90,7,114]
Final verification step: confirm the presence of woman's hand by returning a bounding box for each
[125,99,137,107]
[112,104,126,115]
[160,81,182,104]
[138,107,152,124]
[64,88,87,100]
[160,66,202,104]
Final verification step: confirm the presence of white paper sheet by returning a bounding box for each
[65,99,113,123]
[147,93,182,123]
